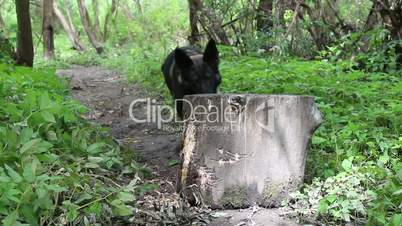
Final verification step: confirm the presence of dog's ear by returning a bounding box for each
[203,39,219,69]
[175,48,193,69]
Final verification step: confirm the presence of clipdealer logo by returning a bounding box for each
[128,98,275,132]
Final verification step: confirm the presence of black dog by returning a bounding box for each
[162,39,221,118]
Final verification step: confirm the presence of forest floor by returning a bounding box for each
[56,65,299,226]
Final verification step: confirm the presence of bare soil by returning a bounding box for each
[57,65,300,226]
[57,65,181,182]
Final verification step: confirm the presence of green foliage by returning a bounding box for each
[367,161,402,225]
[319,28,402,72]
[283,165,375,224]
[285,157,401,225]
[0,64,150,225]
[220,52,400,171]
[217,50,401,224]
[338,0,373,27]
[283,162,402,226]
[0,30,14,64]
[356,29,401,72]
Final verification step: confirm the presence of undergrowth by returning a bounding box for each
[0,64,152,225]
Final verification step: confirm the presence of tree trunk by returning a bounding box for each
[43,0,54,60]
[92,0,101,38]
[256,0,273,32]
[134,0,142,15]
[325,0,353,34]
[121,6,134,20]
[375,0,402,67]
[284,3,302,37]
[0,0,5,28]
[53,1,85,51]
[275,0,286,27]
[178,94,322,208]
[364,1,381,31]
[15,0,34,67]
[103,0,118,41]
[65,0,76,32]
[77,0,103,54]
[200,8,231,45]
[299,2,332,51]
[0,12,4,29]
[188,0,202,44]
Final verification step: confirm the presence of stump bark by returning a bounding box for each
[177,94,322,208]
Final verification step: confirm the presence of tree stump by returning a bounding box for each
[177,94,323,208]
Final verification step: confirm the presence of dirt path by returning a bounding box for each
[57,65,181,181]
[57,65,299,226]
